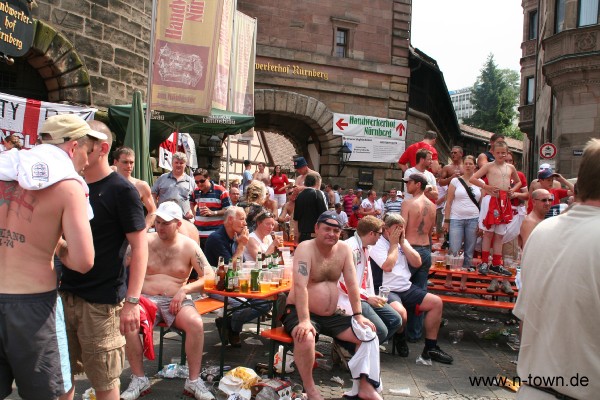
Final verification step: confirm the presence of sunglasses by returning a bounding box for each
[535,198,552,203]
[195,179,206,184]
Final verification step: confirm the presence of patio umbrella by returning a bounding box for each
[123,90,154,185]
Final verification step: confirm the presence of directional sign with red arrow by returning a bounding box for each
[336,118,348,131]
[332,113,407,140]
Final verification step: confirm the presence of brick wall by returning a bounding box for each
[33,0,152,107]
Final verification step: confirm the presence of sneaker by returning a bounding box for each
[501,280,515,295]
[120,375,151,400]
[489,264,512,277]
[478,262,489,276]
[421,345,453,364]
[183,378,215,400]
[487,278,499,292]
[394,333,409,357]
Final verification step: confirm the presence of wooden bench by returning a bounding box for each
[157,297,224,371]
[437,294,515,310]
[431,268,516,282]
[428,284,517,298]
[430,278,519,291]
[261,327,293,378]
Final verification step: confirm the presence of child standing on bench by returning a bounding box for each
[469,141,521,278]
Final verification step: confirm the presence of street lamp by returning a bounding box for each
[207,135,221,169]
[338,142,352,176]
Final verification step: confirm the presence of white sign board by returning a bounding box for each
[333,113,406,163]
[333,113,407,139]
[343,136,405,163]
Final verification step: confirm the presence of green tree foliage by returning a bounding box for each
[464,54,523,140]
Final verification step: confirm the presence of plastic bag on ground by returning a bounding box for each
[273,345,295,373]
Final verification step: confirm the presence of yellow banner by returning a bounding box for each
[211,0,233,110]
[151,0,223,116]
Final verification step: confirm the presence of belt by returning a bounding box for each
[525,384,578,400]
[410,244,431,249]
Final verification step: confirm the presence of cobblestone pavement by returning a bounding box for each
[7,303,520,399]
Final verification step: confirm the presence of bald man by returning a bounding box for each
[519,189,552,248]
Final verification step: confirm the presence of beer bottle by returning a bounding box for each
[233,257,241,292]
[216,256,226,291]
[226,261,235,292]
[256,251,263,269]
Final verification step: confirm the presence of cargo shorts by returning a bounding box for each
[60,292,125,392]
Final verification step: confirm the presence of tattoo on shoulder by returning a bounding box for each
[298,261,308,276]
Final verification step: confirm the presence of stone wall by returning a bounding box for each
[32,0,152,108]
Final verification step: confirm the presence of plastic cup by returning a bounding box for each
[239,271,250,293]
[378,286,390,300]
[204,276,215,290]
[259,271,272,293]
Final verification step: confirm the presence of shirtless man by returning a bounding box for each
[121,202,215,400]
[438,146,465,187]
[400,173,436,342]
[519,189,551,248]
[292,156,317,193]
[0,114,100,399]
[470,140,521,275]
[282,211,382,400]
[278,186,298,240]
[113,146,157,229]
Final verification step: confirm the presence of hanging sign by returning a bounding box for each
[0,0,35,57]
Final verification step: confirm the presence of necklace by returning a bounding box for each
[495,162,508,186]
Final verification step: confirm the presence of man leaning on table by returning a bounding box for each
[282,211,383,400]
[121,202,215,400]
[204,206,271,347]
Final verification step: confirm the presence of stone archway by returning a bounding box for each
[23,20,92,104]
[254,89,344,181]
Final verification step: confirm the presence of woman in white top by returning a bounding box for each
[243,208,283,261]
[442,155,482,289]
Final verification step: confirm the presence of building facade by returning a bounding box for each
[1,0,463,191]
[520,0,600,179]
[449,87,475,122]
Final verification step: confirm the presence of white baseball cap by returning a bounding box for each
[153,202,183,222]
[538,163,551,171]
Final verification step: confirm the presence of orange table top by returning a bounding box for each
[430,266,516,282]
[205,285,290,299]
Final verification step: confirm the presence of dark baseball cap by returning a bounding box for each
[538,168,555,180]
[402,173,428,188]
[317,210,343,228]
[294,157,308,169]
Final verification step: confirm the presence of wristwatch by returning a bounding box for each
[125,296,140,305]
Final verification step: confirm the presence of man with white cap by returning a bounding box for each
[59,120,148,400]
[121,202,215,400]
[0,114,101,399]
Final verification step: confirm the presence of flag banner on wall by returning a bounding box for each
[212,0,234,110]
[0,91,97,149]
[231,11,255,115]
[150,0,224,116]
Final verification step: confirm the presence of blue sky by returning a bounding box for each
[411,1,523,91]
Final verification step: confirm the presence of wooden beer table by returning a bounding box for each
[204,285,291,377]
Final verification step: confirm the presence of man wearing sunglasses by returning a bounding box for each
[190,169,231,249]
[519,189,551,248]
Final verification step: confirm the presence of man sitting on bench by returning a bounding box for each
[121,202,216,400]
[282,211,383,400]
[370,213,453,364]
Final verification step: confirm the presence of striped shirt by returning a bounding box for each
[384,198,403,214]
[190,182,231,238]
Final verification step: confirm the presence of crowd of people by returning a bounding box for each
[1,120,596,400]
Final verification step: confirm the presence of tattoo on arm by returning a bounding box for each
[298,261,308,276]
[195,250,206,275]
